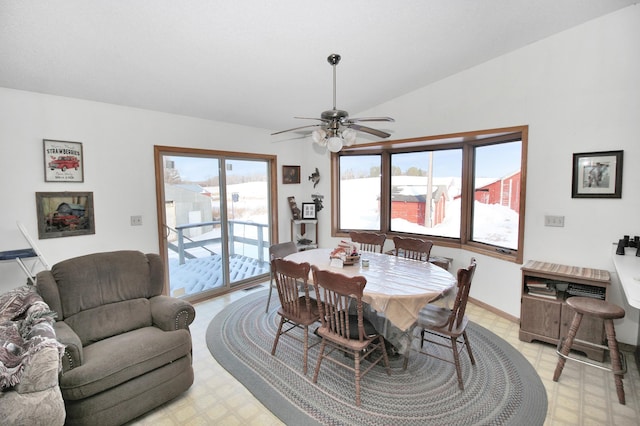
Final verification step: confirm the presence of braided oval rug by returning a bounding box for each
[206,290,547,426]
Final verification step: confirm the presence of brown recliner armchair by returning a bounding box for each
[36,250,195,426]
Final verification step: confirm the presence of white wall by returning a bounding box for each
[0,89,312,293]
[1,6,638,344]
[354,5,640,344]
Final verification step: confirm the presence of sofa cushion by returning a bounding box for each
[0,322,25,388]
[50,251,158,317]
[0,285,63,390]
[59,326,192,400]
[64,298,152,346]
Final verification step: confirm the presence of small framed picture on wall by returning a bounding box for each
[43,139,84,182]
[302,203,317,219]
[282,165,300,184]
[571,150,623,198]
[36,191,95,239]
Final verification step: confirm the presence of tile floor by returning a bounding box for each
[130,284,640,425]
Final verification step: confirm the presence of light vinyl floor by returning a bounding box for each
[130,284,640,426]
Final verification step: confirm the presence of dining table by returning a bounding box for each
[284,248,457,354]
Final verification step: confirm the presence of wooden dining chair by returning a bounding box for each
[266,241,298,313]
[349,231,387,253]
[403,258,477,390]
[392,236,433,261]
[271,258,320,375]
[311,265,391,406]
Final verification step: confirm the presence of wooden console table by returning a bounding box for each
[519,260,610,361]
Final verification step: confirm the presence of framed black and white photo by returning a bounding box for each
[571,150,623,198]
[43,139,84,182]
[36,191,95,239]
[301,202,317,219]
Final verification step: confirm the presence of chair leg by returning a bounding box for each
[380,337,391,375]
[312,340,327,384]
[265,276,274,313]
[302,325,309,375]
[553,312,583,381]
[463,330,475,365]
[354,350,362,407]
[403,329,417,370]
[450,337,464,390]
[271,316,285,355]
[604,319,625,405]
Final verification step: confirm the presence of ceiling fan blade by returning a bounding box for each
[270,123,323,136]
[347,116,395,123]
[294,116,330,122]
[349,124,391,138]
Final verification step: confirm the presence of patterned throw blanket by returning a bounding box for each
[0,285,64,390]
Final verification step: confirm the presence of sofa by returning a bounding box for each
[36,250,195,426]
[0,285,66,426]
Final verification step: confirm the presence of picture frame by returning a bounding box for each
[282,165,300,184]
[571,150,623,198]
[287,196,301,220]
[36,191,95,239]
[302,202,317,219]
[43,139,84,182]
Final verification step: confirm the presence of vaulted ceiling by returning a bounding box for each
[1,1,637,135]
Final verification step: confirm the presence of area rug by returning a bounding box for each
[206,290,547,426]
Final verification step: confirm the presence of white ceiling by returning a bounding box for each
[1,1,637,136]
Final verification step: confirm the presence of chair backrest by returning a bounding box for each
[446,258,477,331]
[269,241,298,261]
[272,258,312,316]
[36,250,164,346]
[392,236,433,261]
[311,265,368,342]
[349,231,387,253]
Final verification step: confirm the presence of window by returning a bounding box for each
[332,126,527,263]
[389,149,462,238]
[339,155,382,230]
[470,141,522,250]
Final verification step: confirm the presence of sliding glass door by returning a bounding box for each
[154,146,277,300]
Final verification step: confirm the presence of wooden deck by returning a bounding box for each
[168,254,269,297]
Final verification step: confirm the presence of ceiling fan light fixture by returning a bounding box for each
[342,128,357,146]
[272,54,393,150]
[327,136,343,153]
[312,128,327,145]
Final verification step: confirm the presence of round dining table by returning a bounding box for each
[285,248,457,332]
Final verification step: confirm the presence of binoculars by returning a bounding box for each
[616,235,640,256]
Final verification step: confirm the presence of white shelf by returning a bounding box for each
[611,243,640,309]
[291,219,318,251]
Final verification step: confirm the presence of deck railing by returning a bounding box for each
[169,220,270,265]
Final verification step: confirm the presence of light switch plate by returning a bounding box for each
[544,215,564,227]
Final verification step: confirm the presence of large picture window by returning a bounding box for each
[332,126,527,263]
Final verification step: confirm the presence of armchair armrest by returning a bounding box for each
[150,295,195,331]
[54,321,83,372]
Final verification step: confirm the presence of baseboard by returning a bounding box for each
[468,296,519,323]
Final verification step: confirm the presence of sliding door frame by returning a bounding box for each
[154,145,278,300]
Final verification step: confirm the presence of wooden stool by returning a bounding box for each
[553,297,626,404]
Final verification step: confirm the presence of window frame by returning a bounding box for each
[331,125,527,263]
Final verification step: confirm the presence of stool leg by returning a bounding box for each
[553,312,583,381]
[604,319,625,405]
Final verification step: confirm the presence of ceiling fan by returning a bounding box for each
[271,53,395,152]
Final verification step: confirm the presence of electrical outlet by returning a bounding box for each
[544,215,564,227]
[130,215,143,226]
